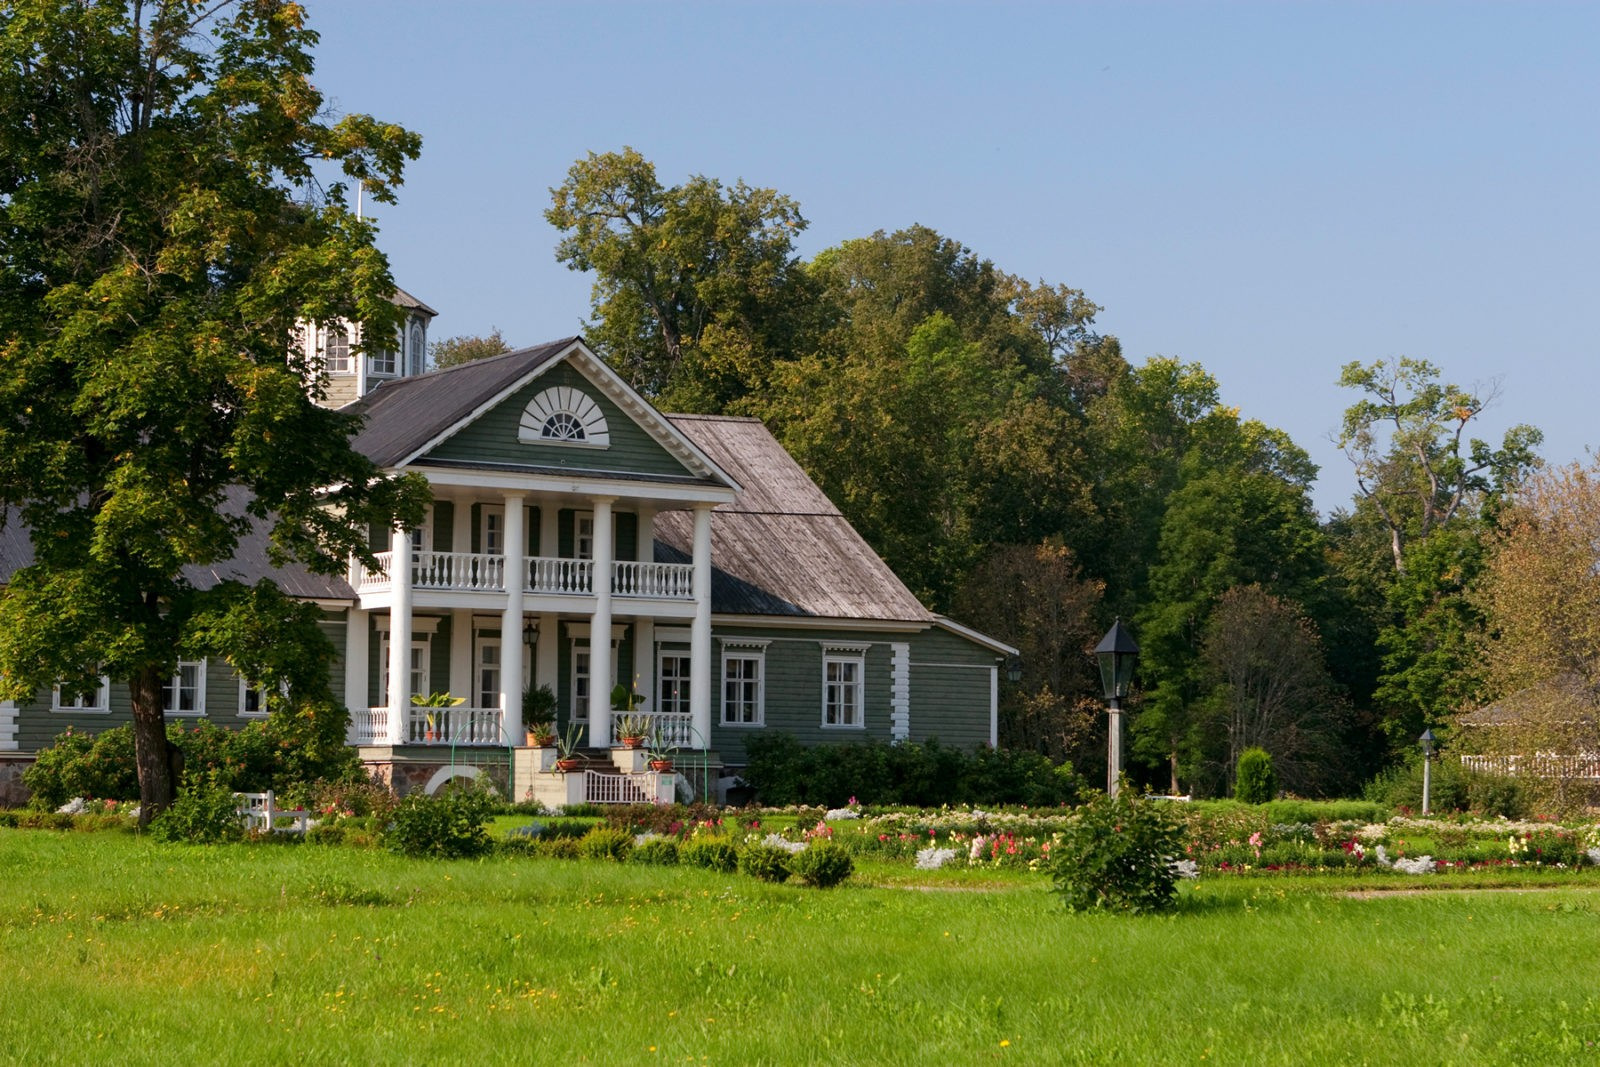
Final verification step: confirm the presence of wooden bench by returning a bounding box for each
[235,790,310,834]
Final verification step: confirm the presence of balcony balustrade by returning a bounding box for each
[356,550,694,602]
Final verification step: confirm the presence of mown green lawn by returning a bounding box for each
[2,829,1598,1065]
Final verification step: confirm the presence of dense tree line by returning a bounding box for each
[546,149,1549,797]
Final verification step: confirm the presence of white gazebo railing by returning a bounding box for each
[1460,752,1600,780]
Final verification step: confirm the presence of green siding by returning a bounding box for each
[426,362,693,477]
[432,501,454,553]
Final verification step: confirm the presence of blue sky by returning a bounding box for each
[307,2,1599,516]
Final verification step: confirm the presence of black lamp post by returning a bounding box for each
[522,619,538,648]
[1419,728,1436,815]
[1095,618,1140,798]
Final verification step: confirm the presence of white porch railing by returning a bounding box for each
[349,706,389,745]
[583,770,663,805]
[527,557,594,595]
[607,710,695,748]
[357,550,695,602]
[613,560,694,600]
[406,706,505,746]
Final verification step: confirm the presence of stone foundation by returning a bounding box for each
[357,748,510,798]
[0,756,33,808]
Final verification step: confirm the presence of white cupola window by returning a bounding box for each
[518,386,610,447]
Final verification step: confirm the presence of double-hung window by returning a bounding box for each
[821,643,870,729]
[163,661,206,717]
[658,652,691,718]
[238,679,270,718]
[53,676,111,714]
[324,326,351,374]
[721,644,767,727]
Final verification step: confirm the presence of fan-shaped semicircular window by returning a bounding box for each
[518,386,610,447]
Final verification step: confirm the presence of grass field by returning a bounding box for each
[3,829,1599,1065]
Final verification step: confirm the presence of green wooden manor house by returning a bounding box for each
[0,300,1013,806]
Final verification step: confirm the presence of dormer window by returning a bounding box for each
[519,386,610,447]
[370,346,397,376]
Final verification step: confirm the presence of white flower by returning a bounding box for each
[1393,855,1436,875]
[1171,859,1200,880]
[916,847,958,870]
[825,807,860,820]
[762,833,806,854]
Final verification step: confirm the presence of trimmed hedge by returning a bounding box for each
[742,735,1078,808]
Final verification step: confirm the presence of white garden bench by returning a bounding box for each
[235,790,310,834]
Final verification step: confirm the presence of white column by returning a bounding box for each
[386,525,413,745]
[448,609,471,708]
[587,497,616,732]
[635,506,657,712]
[538,501,558,566]
[500,492,527,745]
[451,498,470,556]
[690,504,713,750]
[344,607,369,736]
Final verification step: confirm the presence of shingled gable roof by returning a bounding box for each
[343,338,738,489]
[653,415,936,623]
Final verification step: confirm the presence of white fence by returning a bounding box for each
[356,551,695,602]
[583,770,668,805]
[1460,753,1600,780]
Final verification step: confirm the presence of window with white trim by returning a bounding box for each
[162,660,206,717]
[408,322,425,376]
[238,679,270,718]
[480,506,504,555]
[324,326,351,374]
[571,646,590,720]
[380,640,431,706]
[476,638,501,710]
[822,647,867,728]
[369,344,397,377]
[518,385,610,446]
[575,512,594,561]
[658,652,691,718]
[721,650,765,727]
[53,676,111,714]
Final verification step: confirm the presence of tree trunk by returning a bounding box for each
[129,665,174,828]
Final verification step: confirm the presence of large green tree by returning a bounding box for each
[0,0,428,822]
[546,147,812,409]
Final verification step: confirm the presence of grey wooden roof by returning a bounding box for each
[392,287,438,317]
[655,416,935,623]
[345,338,578,467]
[0,489,354,600]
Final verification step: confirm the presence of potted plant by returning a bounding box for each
[525,717,557,748]
[411,691,464,743]
[615,711,653,749]
[553,722,583,773]
[644,736,676,774]
[525,683,557,723]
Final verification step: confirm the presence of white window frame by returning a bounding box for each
[52,676,111,714]
[163,660,207,718]
[821,643,870,729]
[369,343,398,377]
[475,637,502,711]
[379,639,432,706]
[324,325,352,375]
[480,505,504,556]
[571,645,591,721]
[574,511,594,561]
[408,321,426,376]
[406,504,435,555]
[657,651,692,718]
[238,678,270,718]
[720,646,767,727]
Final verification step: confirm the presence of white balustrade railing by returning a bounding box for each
[608,710,695,748]
[349,707,389,745]
[1460,753,1600,780]
[412,551,506,592]
[406,706,505,746]
[356,550,697,604]
[528,556,594,595]
[612,560,695,600]
[583,770,659,805]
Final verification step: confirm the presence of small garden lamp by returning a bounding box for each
[1005,655,1023,685]
[1419,728,1436,816]
[1095,618,1140,798]
[522,619,538,648]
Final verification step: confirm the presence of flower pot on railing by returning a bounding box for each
[649,759,674,773]
[555,757,581,773]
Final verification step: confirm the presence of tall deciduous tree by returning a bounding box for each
[429,328,511,369]
[0,0,429,822]
[546,147,811,408]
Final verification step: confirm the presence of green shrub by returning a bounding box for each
[149,772,245,844]
[680,837,739,873]
[1365,758,1469,813]
[23,726,139,808]
[577,826,634,862]
[1260,799,1387,824]
[738,843,792,883]
[1051,790,1184,914]
[305,822,347,847]
[385,788,493,859]
[630,838,681,866]
[1234,748,1276,804]
[306,776,397,820]
[1468,774,1527,820]
[742,734,1077,808]
[535,835,581,859]
[788,840,853,887]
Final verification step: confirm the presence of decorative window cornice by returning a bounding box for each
[519,385,610,447]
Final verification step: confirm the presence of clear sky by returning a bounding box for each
[305,1,1599,517]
